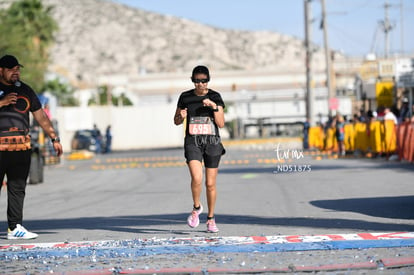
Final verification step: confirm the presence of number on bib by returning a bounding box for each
[189,116,216,135]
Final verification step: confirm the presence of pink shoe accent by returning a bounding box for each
[187,205,203,228]
[206,219,219,233]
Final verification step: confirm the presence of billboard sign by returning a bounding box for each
[395,58,414,87]
[376,82,394,107]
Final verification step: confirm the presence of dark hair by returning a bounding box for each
[191,65,210,81]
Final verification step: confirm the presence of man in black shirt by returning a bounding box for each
[0,55,63,239]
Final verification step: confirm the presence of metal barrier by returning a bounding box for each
[308,120,414,163]
[397,122,414,163]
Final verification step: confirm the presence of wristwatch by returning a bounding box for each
[51,137,60,143]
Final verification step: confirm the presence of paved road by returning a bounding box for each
[0,142,413,273]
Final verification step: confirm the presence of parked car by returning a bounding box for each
[71,129,98,151]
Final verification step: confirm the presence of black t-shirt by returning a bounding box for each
[0,81,41,136]
[177,88,225,137]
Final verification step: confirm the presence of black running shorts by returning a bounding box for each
[184,136,225,168]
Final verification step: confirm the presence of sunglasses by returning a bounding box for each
[192,78,209,84]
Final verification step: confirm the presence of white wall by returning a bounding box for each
[55,104,185,152]
[54,91,353,152]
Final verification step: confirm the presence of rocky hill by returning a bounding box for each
[2,0,328,87]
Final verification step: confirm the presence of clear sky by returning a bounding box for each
[113,0,413,58]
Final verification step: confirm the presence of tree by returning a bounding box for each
[0,0,58,91]
[117,93,133,106]
[88,85,133,106]
[40,79,78,106]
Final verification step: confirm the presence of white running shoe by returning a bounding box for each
[7,224,38,240]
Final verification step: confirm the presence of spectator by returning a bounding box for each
[92,124,102,153]
[302,119,310,149]
[399,98,410,123]
[0,54,63,239]
[105,125,112,153]
[383,107,398,125]
[43,103,51,119]
[332,113,345,156]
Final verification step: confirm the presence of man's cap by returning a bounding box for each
[0,55,24,69]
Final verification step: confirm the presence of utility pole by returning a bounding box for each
[321,0,333,117]
[304,0,314,126]
[400,0,404,54]
[381,1,393,58]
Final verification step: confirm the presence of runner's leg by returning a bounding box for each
[205,167,218,218]
[188,160,203,208]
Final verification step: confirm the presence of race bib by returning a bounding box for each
[189,116,216,135]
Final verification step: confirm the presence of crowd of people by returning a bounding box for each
[304,100,414,157]
[352,101,413,125]
[303,98,414,156]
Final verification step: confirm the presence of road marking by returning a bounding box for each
[1,232,413,252]
[241,173,258,179]
[1,231,413,275]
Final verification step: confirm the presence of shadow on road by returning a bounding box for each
[310,195,414,220]
[24,211,414,236]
